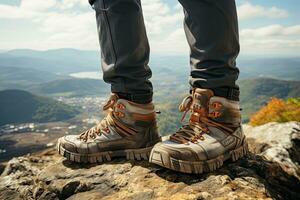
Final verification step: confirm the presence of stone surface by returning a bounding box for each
[244,122,300,178]
[0,122,300,200]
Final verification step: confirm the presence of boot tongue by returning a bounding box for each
[190,89,214,122]
[103,93,119,111]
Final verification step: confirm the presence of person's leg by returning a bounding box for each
[94,0,153,104]
[149,0,248,174]
[57,0,161,163]
[180,0,240,101]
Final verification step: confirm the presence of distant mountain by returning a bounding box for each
[150,55,300,81]
[5,49,99,64]
[238,57,300,80]
[30,78,109,97]
[0,90,80,126]
[1,49,300,80]
[0,66,65,90]
[0,48,100,74]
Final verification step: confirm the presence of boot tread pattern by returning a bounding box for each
[149,142,249,174]
[57,143,153,163]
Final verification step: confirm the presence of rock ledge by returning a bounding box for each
[1,122,300,200]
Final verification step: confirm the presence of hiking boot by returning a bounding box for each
[149,88,248,174]
[57,94,161,163]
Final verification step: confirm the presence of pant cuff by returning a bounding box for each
[190,86,239,101]
[112,91,153,104]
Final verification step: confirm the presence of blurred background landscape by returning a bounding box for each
[0,49,299,162]
[0,0,299,163]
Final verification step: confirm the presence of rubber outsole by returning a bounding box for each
[57,142,153,163]
[149,142,249,174]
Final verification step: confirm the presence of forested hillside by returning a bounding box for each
[29,78,109,97]
[0,90,79,125]
[239,78,300,121]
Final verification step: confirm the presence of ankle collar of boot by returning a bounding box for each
[208,96,241,125]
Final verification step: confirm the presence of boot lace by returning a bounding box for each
[78,94,137,142]
[170,95,234,144]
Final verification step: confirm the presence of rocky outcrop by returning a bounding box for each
[244,122,300,178]
[1,122,300,200]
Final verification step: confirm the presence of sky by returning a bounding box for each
[0,0,299,56]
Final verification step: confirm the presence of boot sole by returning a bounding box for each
[57,142,154,163]
[149,141,249,174]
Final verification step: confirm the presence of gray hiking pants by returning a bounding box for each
[92,0,240,103]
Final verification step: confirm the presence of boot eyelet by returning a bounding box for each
[117,103,126,110]
[209,111,221,118]
[191,139,199,144]
[212,102,222,110]
[105,127,110,133]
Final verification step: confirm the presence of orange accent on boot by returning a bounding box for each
[132,112,156,121]
[117,103,126,110]
[209,111,222,118]
[211,102,222,110]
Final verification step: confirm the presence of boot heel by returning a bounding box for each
[230,141,249,161]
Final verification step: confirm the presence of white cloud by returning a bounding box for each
[0,0,186,51]
[141,0,187,53]
[0,0,89,19]
[39,11,97,50]
[58,0,87,10]
[241,38,300,55]
[151,28,189,54]
[0,4,40,19]
[0,0,298,55]
[21,0,57,11]
[240,24,300,54]
[238,2,288,20]
[0,0,98,49]
[142,0,182,36]
[241,24,300,37]
[0,0,59,19]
